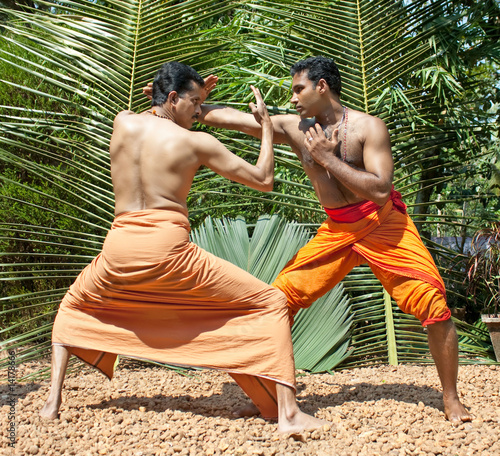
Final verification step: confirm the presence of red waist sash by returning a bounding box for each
[324,187,407,223]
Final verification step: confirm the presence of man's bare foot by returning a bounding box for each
[233,402,260,418]
[39,397,61,420]
[278,410,328,434]
[444,395,473,424]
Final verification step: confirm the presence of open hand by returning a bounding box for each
[248,85,270,125]
[304,123,340,166]
[142,82,153,100]
[201,74,218,102]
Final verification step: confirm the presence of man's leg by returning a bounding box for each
[181,243,327,432]
[375,270,472,423]
[40,344,72,419]
[426,319,472,423]
[276,383,327,433]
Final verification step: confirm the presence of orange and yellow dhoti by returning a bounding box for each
[52,209,295,418]
[273,190,450,326]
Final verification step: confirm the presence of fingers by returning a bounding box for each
[305,123,332,143]
[203,75,218,95]
[305,126,320,143]
[250,85,263,102]
[142,82,153,100]
[142,82,153,93]
[249,85,266,111]
[204,74,218,85]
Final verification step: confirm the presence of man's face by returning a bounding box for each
[174,82,203,129]
[290,71,322,118]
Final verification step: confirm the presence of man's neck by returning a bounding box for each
[315,101,344,127]
[147,105,175,122]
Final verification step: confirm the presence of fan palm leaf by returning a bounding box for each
[190,214,353,372]
[1,0,498,379]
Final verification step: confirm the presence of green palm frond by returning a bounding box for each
[338,265,494,368]
[190,214,353,372]
[292,284,353,372]
[1,0,498,375]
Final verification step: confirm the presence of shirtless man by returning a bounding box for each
[184,56,471,423]
[40,61,326,433]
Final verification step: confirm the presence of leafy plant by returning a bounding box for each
[0,0,499,374]
[190,214,354,373]
[465,223,500,317]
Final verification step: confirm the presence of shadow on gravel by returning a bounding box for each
[87,382,250,419]
[0,382,43,407]
[85,379,443,419]
[297,381,444,413]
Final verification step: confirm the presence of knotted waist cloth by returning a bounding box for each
[273,189,451,326]
[52,209,295,418]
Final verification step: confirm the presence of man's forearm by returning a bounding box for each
[323,157,392,205]
[255,121,274,190]
[200,104,263,138]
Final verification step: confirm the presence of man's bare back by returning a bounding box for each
[110,112,203,216]
[41,61,329,434]
[110,82,275,217]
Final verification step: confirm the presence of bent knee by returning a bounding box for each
[393,279,449,325]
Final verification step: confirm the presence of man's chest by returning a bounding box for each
[292,137,365,171]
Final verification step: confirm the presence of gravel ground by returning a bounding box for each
[1,359,499,456]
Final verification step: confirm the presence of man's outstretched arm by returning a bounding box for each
[142,77,289,143]
[195,86,276,192]
[200,104,289,144]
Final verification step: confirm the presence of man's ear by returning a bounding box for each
[167,91,179,105]
[317,79,329,94]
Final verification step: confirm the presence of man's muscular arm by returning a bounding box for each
[195,86,275,192]
[200,104,290,144]
[143,76,290,144]
[305,116,393,206]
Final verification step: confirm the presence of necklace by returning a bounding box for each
[339,106,348,162]
[147,109,173,120]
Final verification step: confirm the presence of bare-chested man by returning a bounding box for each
[39,61,327,433]
[183,56,471,423]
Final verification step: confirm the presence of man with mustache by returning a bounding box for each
[40,61,327,434]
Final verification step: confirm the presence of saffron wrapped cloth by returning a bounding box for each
[273,189,451,326]
[52,209,295,418]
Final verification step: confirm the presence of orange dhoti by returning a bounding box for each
[273,194,451,326]
[52,209,295,418]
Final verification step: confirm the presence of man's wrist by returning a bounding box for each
[320,153,338,170]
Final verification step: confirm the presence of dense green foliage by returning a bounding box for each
[1,0,499,372]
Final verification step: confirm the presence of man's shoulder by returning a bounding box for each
[351,109,386,125]
[114,110,136,120]
[113,110,137,127]
[275,113,302,138]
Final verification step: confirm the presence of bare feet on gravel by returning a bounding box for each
[444,394,473,424]
[39,396,61,420]
[233,398,328,434]
[278,409,328,434]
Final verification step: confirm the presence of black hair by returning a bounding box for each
[290,56,341,96]
[151,61,205,106]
